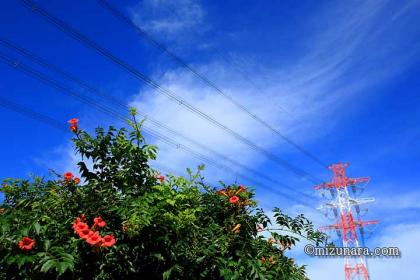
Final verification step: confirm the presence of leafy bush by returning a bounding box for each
[0,111,327,279]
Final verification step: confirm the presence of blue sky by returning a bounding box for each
[1,0,420,279]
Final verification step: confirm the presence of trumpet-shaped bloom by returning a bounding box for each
[78,229,92,240]
[94,217,106,228]
[74,221,89,233]
[101,235,116,247]
[68,118,79,132]
[64,172,74,182]
[229,196,239,204]
[18,237,35,251]
[86,231,102,246]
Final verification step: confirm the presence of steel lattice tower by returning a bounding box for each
[315,163,378,280]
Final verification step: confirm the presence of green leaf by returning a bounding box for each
[40,259,56,273]
[44,240,51,251]
[34,222,41,235]
[57,261,70,275]
[22,227,29,236]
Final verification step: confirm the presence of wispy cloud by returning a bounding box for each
[33,0,420,205]
[376,190,420,210]
[24,2,420,278]
[129,0,205,41]
[32,144,80,176]
[127,0,420,191]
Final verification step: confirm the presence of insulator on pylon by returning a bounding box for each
[333,208,339,218]
[355,205,361,215]
[336,229,342,240]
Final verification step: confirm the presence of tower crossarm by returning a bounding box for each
[319,223,341,231]
[319,219,379,232]
[355,219,379,227]
[314,182,336,190]
[314,176,370,190]
[349,197,375,206]
[348,176,370,185]
[317,201,337,210]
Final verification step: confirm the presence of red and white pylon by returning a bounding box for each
[315,163,378,280]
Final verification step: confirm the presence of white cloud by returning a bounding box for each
[129,61,290,186]
[286,189,420,279]
[304,222,420,280]
[375,191,420,210]
[32,144,80,176]
[129,0,205,41]
[127,0,420,187]
[368,223,420,279]
[34,0,420,206]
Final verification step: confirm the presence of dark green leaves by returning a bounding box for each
[0,113,328,279]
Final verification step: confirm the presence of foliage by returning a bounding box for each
[0,112,328,279]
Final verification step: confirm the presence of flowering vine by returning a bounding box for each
[63,172,80,185]
[217,184,251,207]
[72,215,116,248]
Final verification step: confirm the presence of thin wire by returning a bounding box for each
[0,52,315,204]
[96,0,327,168]
[0,96,66,131]
[163,3,271,100]
[18,0,323,184]
[0,97,307,205]
[0,38,318,200]
[162,5,297,121]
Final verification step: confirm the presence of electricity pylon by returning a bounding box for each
[315,163,378,280]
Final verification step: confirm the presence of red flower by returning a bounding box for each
[238,185,246,192]
[72,214,86,229]
[18,237,35,251]
[229,196,239,204]
[74,221,89,234]
[101,235,116,247]
[78,229,92,240]
[72,218,81,229]
[156,175,164,183]
[94,217,106,228]
[74,177,81,184]
[86,231,102,246]
[68,118,79,132]
[64,172,74,182]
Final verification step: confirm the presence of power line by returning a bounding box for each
[0,56,245,181]
[96,0,327,167]
[18,0,323,184]
[160,4,271,97]
[0,95,311,207]
[0,51,316,204]
[0,38,317,201]
[0,96,66,131]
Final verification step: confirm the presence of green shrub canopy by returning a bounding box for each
[0,112,327,279]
